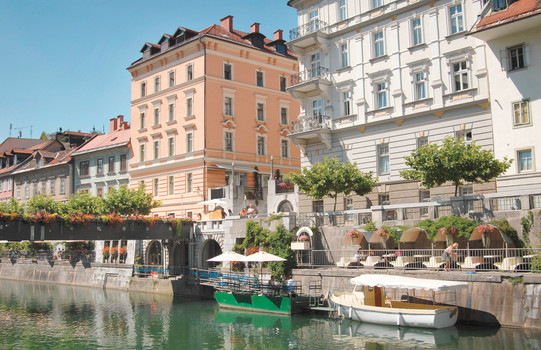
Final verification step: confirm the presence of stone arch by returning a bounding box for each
[170,240,189,269]
[296,227,314,238]
[277,199,294,213]
[199,238,222,269]
[146,240,162,265]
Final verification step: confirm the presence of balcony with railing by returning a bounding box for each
[288,67,331,97]
[290,114,333,150]
[288,20,328,50]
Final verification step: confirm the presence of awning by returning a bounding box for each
[212,163,255,172]
[400,227,426,243]
[351,274,468,292]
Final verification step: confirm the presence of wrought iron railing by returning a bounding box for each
[289,20,327,40]
[291,114,331,134]
[244,186,263,200]
[275,181,295,194]
[290,66,330,86]
[310,248,541,272]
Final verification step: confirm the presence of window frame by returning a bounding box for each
[256,71,264,87]
[120,154,127,172]
[517,149,533,173]
[79,160,90,177]
[376,81,388,109]
[377,144,390,175]
[373,0,383,9]
[59,178,65,195]
[186,173,193,193]
[508,45,526,71]
[373,30,385,58]
[512,100,531,127]
[257,135,266,156]
[186,132,193,153]
[186,64,193,81]
[140,82,146,97]
[411,17,423,46]
[153,107,160,126]
[168,136,175,157]
[343,91,352,116]
[224,63,232,80]
[96,158,104,175]
[224,95,234,116]
[168,103,175,122]
[224,131,234,152]
[153,178,159,196]
[414,71,427,100]
[281,139,289,158]
[280,76,287,92]
[449,3,465,35]
[186,97,193,118]
[153,140,160,160]
[280,107,289,125]
[154,76,160,93]
[340,42,349,68]
[452,60,469,92]
[108,156,115,174]
[168,175,175,195]
[169,71,175,88]
[139,143,146,162]
[256,102,266,122]
[339,0,347,21]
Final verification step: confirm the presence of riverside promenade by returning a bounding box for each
[1,257,540,330]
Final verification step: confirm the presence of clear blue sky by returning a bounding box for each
[0,0,297,141]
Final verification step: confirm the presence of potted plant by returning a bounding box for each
[110,246,119,263]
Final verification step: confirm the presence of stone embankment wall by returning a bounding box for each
[0,260,213,299]
[292,269,541,329]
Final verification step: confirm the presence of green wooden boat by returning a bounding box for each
[214,291,311,315]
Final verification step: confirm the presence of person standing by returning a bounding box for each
[442,242,458,271]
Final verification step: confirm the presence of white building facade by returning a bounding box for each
[469,0,541,198]
[287,0,495,213]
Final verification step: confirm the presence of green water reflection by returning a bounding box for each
[0,280,539,349]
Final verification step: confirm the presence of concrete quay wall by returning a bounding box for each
[0,259,213,299]
[292,269,541,330]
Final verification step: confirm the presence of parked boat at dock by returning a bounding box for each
[331,274,468,329]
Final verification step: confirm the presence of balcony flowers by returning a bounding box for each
[62,213,93,227]
[99,213,125,226]
[375,228,390,237]
[477,224,495,247]
[298,234,310,242]
[438,226,459,236]
[110,246,119,262]
[22,211,58,225]
[477,224,495,235]
[347,229,362,239]
[277,182,295,192]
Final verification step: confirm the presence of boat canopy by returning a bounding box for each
[350,274,468,292]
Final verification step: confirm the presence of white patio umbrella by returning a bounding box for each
[207,251,246,274]
[207,251,246,262]
[244,250,286,262]
[244,250,286,281]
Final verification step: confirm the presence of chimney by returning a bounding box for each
[274,30,283,41]
[251,23,260,33]
[109,117,118,132]
[221,15,233,31]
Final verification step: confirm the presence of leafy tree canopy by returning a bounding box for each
[102,184,161,216]
[287,157,377,211]
[62,191,104,216]
[27,194,61,214]
[400,136,512,196]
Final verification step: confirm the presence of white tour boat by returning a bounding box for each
[331,274,468,329]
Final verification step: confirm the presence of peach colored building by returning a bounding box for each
[128,16,300,217]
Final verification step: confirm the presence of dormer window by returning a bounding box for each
[493,0,507,11]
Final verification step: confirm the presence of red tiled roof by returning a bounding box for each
[130,21,295,67]
[474,0,541,31]
[73,128,131,154]
[0,138,48,154]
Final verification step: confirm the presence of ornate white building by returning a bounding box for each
[286,0,495,214]
[469,0,541,199]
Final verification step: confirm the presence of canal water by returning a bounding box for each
[0,280,539,349]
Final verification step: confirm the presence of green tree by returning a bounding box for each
[0,198,23,214]
[287,157,377,211]
[103,184,160,216]
[400,136,512,196]
[62,191,104,215]
[27,194,61,214]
